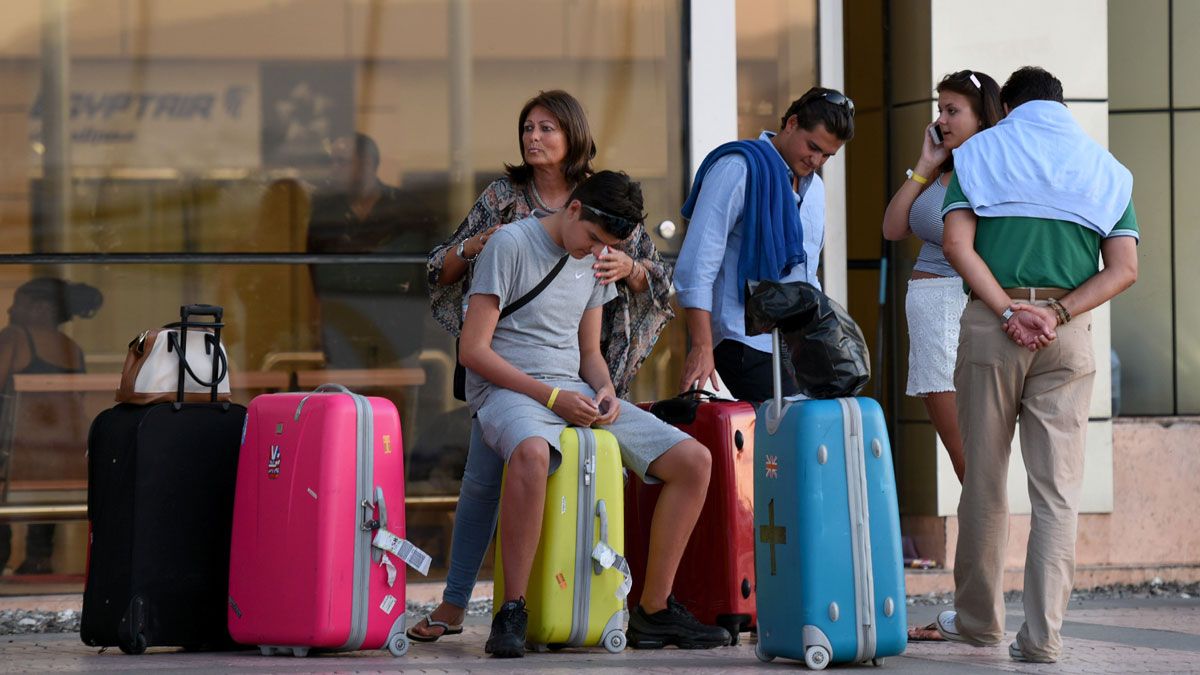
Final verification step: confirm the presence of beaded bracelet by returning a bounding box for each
[1047,297,1071,325]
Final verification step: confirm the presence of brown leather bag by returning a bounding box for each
[116,305,231,405]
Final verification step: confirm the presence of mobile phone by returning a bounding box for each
[929,125,944,145]
[598,398,612,415]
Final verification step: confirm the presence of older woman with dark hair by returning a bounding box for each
[413,90,673,642]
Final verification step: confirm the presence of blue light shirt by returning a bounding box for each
[674,131,825,354]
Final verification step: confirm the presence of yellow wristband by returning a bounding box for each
[546,387,561,410]
[906,169,929,185]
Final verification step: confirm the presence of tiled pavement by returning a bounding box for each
[2,593,1199,673]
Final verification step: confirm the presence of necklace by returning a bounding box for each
[531,180,572,213]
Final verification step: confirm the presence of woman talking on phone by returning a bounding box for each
[882,70,1003,486]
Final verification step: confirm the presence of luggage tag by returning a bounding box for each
[372,529,432,577]
[592,541,633,600]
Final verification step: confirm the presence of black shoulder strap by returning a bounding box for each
[499,254,569,320]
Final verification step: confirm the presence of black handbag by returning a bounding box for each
[453,255,569,401]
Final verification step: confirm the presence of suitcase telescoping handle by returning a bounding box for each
[181,304,223,322]
[770,327,784,421]
[170,303,227,407]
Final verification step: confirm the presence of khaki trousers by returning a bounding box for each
[952,299,1095,660]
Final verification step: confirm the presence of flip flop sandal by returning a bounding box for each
[907,621,946,642]
[406,616,465,643]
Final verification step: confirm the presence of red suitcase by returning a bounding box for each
[227,385,422,658]
[625,392,758,643]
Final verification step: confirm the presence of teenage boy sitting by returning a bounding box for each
[459,170,731,658]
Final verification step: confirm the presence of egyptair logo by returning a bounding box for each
[765,455,779,479]
[267,445,282,479]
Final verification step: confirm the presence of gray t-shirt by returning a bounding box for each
[465,216,617,410]
[909,177,958,278]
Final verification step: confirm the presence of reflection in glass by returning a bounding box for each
[1,0,688,588]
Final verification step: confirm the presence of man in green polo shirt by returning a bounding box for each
[934,67,1139,664]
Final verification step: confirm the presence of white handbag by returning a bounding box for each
[116,305,231,405]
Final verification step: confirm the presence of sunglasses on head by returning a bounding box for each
[815,90,855,114]
[581,203,638,232]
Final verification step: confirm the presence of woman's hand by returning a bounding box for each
[551,389,600,427]
[593,247,636,285]
[592,386,621,426]
[917,123,950,176]
[464,224,502,259]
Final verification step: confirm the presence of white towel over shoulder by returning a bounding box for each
[953,100,1134,238]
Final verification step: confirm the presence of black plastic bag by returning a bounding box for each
[744,280,870,399]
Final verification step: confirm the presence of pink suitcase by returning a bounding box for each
[227,384,414,657]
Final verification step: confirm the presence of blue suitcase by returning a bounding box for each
[753,330,906,669]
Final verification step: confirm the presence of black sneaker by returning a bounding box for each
[485,598,527,658]
[627,596,732,649]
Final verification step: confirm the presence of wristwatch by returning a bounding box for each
[1000,307,1014,324]
[456,239,478,262]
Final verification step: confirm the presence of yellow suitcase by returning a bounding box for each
[494,427,628,652]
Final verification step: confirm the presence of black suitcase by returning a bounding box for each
[81,305,246,654]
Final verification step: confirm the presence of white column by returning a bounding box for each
[818,0,847,306]
[687,0,738,176]
[927,0,1114,515]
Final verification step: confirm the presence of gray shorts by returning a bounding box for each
[475,380,691,483]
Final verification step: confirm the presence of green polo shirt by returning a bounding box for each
[942,174,1140,290]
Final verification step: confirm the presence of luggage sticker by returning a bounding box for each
[765,455,779,479]
[267,445,282,479]
[383,435,392,454]
[275,423,284,435]
[759,498,788,575]
[556,572,568,590]
[380,594,397,615]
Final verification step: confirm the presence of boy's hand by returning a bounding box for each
[551,390,600,427]
[592,387,621,426]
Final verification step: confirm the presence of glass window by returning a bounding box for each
[1108,113,1173,415]
[1173,111,1200,413]
[1,0,686,589]
[735,0,818,142]
[1108,0,1170,111]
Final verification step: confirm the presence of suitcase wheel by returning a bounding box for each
[754,641,774,662]
[804,645,830,670]
[871,657,885,667]
[716,615,745,646]
[119,632,148,656]
[387,633,410,657]
[603,629,627,654]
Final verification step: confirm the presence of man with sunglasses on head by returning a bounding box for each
[674,87,855,400]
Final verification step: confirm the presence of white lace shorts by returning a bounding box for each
[905,277,968,396]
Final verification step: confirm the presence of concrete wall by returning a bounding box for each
[905,418,1200,594]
